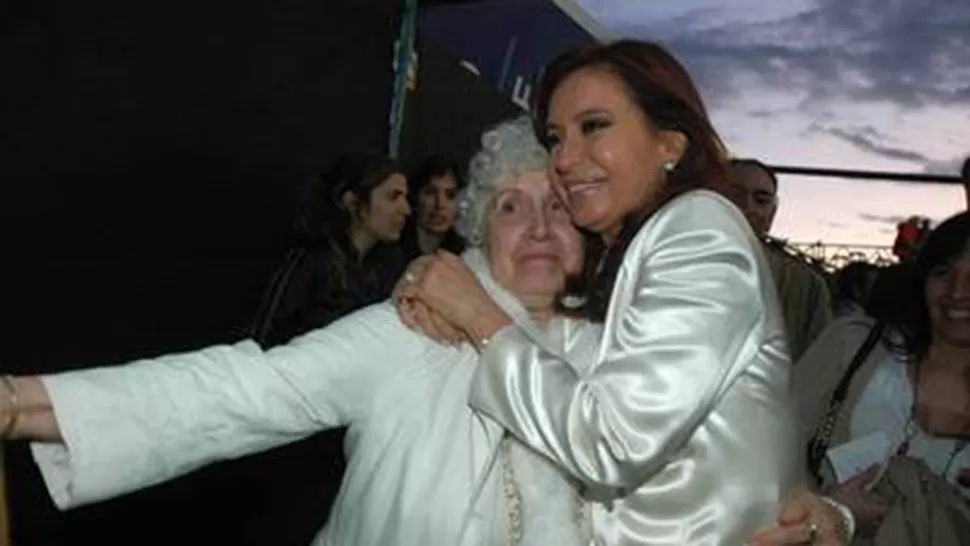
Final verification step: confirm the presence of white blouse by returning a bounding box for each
[850,355,970,497]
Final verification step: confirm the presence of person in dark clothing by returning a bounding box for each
[249,153,410,347]
[830,261,880,318]
[235,153,409,546]
[397,154,466,261]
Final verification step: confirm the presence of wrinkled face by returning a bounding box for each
[926,244,970,347]
[725,163,778,236]
[487,170,583,313]
[545,66,686,243]
[357,173,411,242]
[417,172,459,235]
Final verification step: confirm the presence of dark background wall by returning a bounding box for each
[399,37,522,172]
[1,0,523,544]
[2,1,399,544]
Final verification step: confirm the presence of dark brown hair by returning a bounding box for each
[297,152,404,297]
[536,40,731,320]
[870,211,970,363]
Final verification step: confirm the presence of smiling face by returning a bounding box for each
[544,66,686,243]
[486,170,583,316]
[726,161,778,236]
[926,243,970,347]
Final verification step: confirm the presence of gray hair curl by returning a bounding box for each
[455,115,550,246]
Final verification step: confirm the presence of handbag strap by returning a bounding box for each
[807,321,887,479]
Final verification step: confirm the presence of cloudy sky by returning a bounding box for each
[575,0,970,246]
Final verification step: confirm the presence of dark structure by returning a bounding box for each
[2,0,525,544]
[3,1,400,545]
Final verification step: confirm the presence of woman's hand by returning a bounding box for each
[393,251,512,345]
[392,256,465,345]
[830,466,890,538]
[747,490,851,545]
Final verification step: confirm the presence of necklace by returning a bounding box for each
[499,435,590,546]
[899,360,970,478]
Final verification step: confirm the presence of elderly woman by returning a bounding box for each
[1,117,841,546]
[0,117,591,546]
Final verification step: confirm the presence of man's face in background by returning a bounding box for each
[726,162,778,236]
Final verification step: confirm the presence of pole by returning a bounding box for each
[388,0,419,159]
[766,163,961,185]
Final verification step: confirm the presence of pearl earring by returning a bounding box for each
[662,160,677,172]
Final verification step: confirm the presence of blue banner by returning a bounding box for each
[419,0,608,111]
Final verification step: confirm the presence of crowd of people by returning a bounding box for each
[2,38,970,546]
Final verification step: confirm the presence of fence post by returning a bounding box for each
[388,0,418,159]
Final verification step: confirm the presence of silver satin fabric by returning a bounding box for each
[469,190,801,545]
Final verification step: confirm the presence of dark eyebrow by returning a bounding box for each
[575,107,611,119]
[547,107,612,132]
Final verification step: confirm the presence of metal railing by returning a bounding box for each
[764,237,895,274]
[786,241,896,271]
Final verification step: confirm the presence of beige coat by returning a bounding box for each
[795,314,891,457]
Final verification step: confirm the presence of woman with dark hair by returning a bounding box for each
[396,40,850,544]
[798,211,970,543]
[398,154,466,260]
[249,152,410,347]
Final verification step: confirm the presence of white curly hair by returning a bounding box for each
[455,115,550,246]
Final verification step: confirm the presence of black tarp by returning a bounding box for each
[2,1,399,544]
[1,1,527,544]
[400,37,522,172]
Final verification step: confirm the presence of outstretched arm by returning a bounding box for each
[2,303,418,509]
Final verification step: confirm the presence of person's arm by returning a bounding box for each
[799,272,834,359]
[469,193,768,489]
[3,303,415,509]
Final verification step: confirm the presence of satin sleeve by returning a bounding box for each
[31,302,419,509]
[469,193,766,489]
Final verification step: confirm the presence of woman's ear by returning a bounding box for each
[658,130,689,166]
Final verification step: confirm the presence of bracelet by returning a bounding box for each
[821,496,856,545]
[0,375,20,439]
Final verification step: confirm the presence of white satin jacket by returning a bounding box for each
[470,190,802,545]
[29,252,601,546]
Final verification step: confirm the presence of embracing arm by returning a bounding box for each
[4,304,414,509]
[469,193,769,489]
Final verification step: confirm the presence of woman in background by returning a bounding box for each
[249,152,410,347]
[799,212,970,543]
[399,154,466,259]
